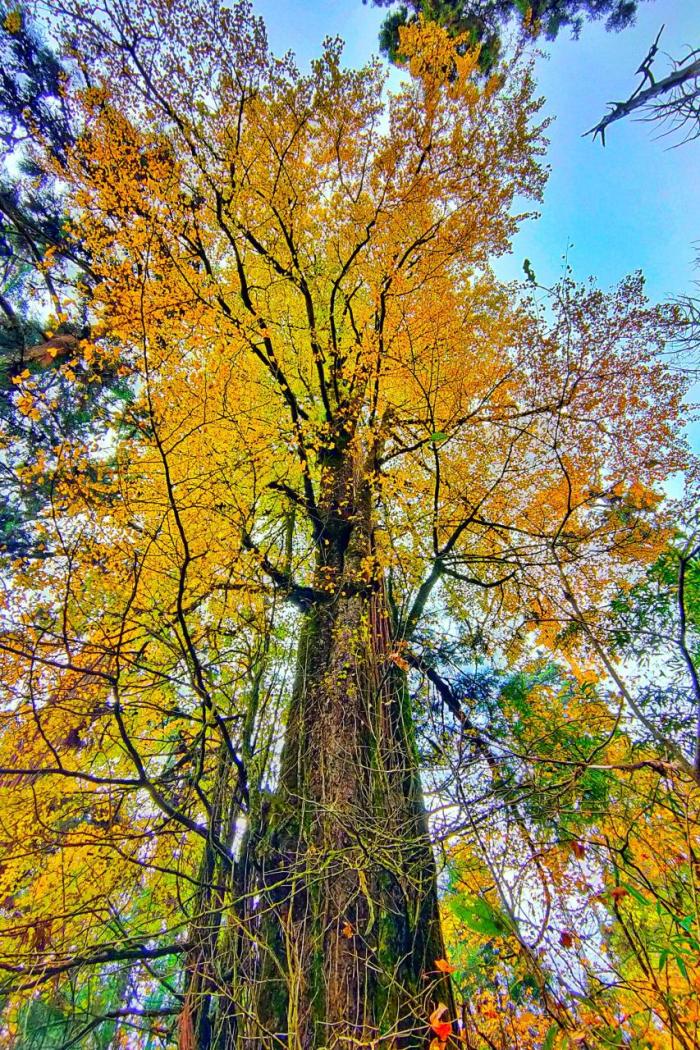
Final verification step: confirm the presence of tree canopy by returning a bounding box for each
[0,2,697,1049]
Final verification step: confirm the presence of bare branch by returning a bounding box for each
[586,28,700,145]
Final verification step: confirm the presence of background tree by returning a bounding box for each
[428,659,700,1050]
[367,0,650,71]
[0,3,133,559]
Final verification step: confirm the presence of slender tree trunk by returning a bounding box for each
[181,744,234,1050]
[182,656,271,1050]
[253,448,451,1048]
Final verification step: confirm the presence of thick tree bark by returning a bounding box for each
[252,448,452,1048]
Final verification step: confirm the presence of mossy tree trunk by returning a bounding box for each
[252,446,452,1049]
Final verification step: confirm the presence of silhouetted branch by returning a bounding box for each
[586,27,700,145]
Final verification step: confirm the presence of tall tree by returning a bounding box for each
[0,2,688,1048]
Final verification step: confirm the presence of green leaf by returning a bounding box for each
[620,882,649,905]
[428,430,448,443]
[542,1022,559,1050]
[449,895,511,938]
[509,973,541,1003]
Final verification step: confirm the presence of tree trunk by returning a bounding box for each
[252,448,452,1048]
[182,658,270,1050]
[181,743,236,1050]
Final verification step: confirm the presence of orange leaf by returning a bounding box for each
[610,887,629,902]
[570,840,585,859]
[341,920,354,939]
[430,1003,452,1041]
[388,651,410,671]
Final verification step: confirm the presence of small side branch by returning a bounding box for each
[0,941,190,993]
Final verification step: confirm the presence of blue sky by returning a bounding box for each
[254,0,699,305]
